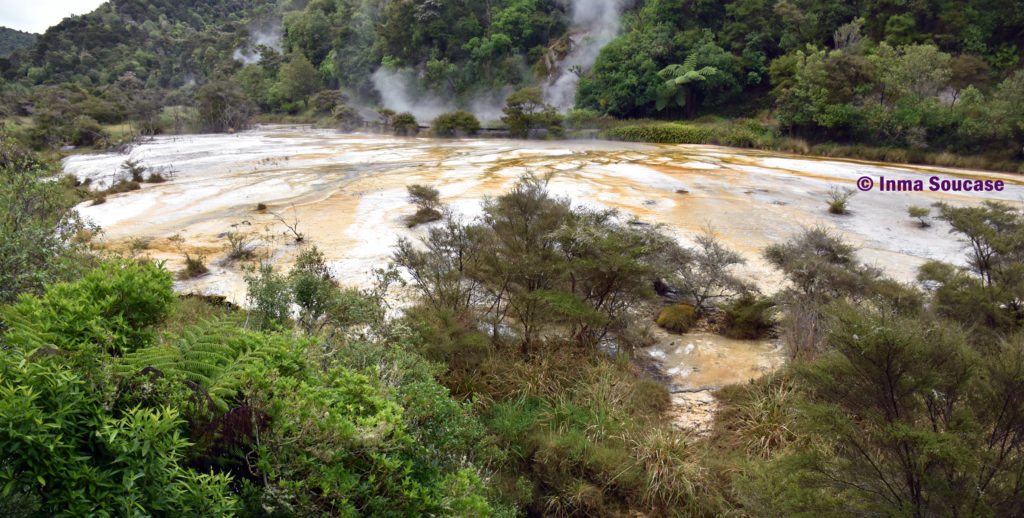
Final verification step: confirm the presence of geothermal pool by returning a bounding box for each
[64,125,1024,303]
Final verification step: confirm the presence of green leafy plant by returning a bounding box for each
[1,260,174,355]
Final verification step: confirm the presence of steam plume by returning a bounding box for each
[544,0,626,111]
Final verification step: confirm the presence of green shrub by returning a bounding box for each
[405,184,444,227]
[1,260,175,355]
[332,104,363,131]
[501,87,563,138]
[603,123,713,144]
[722,294,777,339]
[908,205,931,227]
[407,207,443,227]
[244,263,292,330]
[826,186,856,215]
[0,352,239,515]
[656,303,697,333]
[179,253,208,279]
[310,89,345,115]
[432,110,481,137]
[393,112,419,136]
[251,367,495,516]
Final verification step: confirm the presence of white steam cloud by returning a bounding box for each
[371,68,513,123]
[233,25,283,65]
[544,0,626,111]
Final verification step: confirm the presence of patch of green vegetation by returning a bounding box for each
[432,110,481,137]
[656,303,698,333]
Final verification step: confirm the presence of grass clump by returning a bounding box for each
[826,186,855,215]
[712,375,799,459]
[656,303,697,333]
[180,254,209,279]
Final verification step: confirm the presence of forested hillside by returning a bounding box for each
[0,28,35,58]
[4,0,276,87]
[1,0,1022,164]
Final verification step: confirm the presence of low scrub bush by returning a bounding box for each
[656,303,697,333]
[393,112,419,136]
[722,294,777,339]
[604,123,713,144]
[407,207,443,227]
[180,253,209,279]
[826,186,855,215]
[432,110,481,137]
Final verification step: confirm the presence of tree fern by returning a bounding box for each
[117,320,303,412]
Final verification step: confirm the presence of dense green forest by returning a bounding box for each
[0,28,36,58]
[4,1,1024,516]
[0,0,1022,168]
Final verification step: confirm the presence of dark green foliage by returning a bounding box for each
[118,319,305,412]
[8,0,275,88]
[195,80,255,133]
[0,27,35,57]
[406,207,444,227]
[0,351,238,515]
[432,110,481,137]
[501,87,563,138]
[243,263,291,331]
[310,89,345,115]
[765,227,880,302]
[397,176,672,353]
[750,304,1024,516]
[2,260,175,355]
[276,53,320,107]
[1,260,499,516]
[405,183,443,227]
[392,112,419,136]
[722,294,776,339]
[0,137,89,303]
[918,201,1024,337]
[908,204,931,227]
[604,123,713,144]
[764,227,883,359]
[332,103,364,131]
